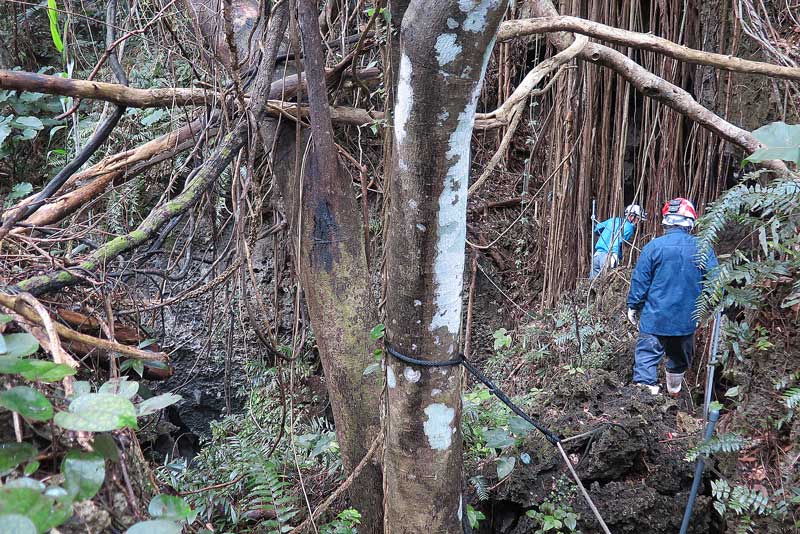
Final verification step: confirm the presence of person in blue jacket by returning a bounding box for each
[626,197,718,395]
[590,204,644,279]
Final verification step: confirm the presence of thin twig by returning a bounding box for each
[16,293,77,396]
[290,430,384,534]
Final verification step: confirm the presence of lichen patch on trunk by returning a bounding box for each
[394,54,414,147]
[435,33,462,66]
[459,0,500,33]
[403,367,421,383]
[423,403,455,450]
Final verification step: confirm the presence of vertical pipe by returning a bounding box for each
[703,313,722,420]
[680,409,721,534]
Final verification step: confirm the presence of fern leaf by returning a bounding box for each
[783,388,800,409]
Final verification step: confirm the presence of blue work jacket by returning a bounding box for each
[594,217,635,257]
[627,227,719,336]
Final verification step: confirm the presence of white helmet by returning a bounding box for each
[624,204,644,220]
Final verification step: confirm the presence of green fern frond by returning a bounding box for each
[687,433,749,462]
[783,388,800,409]
[470,475,490,501]
[243,462,298,531]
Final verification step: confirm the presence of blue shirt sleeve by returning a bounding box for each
[627,245,654,310]
[594,219,607,235]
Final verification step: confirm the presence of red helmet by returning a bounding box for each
[661,198,697,220]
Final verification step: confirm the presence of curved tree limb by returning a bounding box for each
[522,0,787,171]
[485,33,588,120]
[497,16,800,82]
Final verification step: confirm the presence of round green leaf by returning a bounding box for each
[1,334,39,357]
[0,123,11,148]
[22,460,39,476]
[0,387,53,421]
[20,361,76,383]
[12,117,44,131]
[496,456,516,479]
[54,393,138,432]
[0,358,76,383]
[0,443,37,476]
[99,379,139,399]
[126,519,182,534]
[0,357,28,375]
[484,429,515,449]
[0,487,72,533]
[148,494,193,521]
[746,121,800,165]
[136,393,181,416]
[0,513,37,534]
[61,451,105,501]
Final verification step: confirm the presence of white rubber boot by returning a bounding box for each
[666,372,684,397]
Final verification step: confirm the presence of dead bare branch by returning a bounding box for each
[498,15,800,82]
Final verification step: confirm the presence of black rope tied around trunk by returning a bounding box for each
[385,343,560,445]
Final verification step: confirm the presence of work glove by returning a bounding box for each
[627,308,640,327]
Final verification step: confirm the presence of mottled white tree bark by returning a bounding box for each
[383,1,508,532]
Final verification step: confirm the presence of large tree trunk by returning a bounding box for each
[266,1,385,530]
[383,1,508,532]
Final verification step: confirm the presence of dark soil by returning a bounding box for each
[471,367,712,534]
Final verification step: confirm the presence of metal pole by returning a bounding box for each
[680,409,721,534]
[703,313,722,420]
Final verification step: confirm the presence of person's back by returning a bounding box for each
[630,228,709,336]
[590,204,643,279]
[595,217,632,257]
[626,197,717,396]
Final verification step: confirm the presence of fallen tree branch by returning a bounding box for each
[0,69,220,108]
[0,293,169,362]
[498,16,800,82]
[3,114,214,234]
[0,66,382,111]
[6,3,290,297]
[266,100,506,129]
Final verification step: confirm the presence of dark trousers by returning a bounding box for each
[633,332,694,386]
